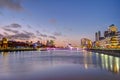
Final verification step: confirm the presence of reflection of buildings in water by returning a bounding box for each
[101,54,105,69]
[2,52,9,57]
[94,53,120,74]
[83,52,88,69]
[104,54,109,70]
[105,55,119,73]
[113,57,119,73]
[83,51,93,69]
[109,56,113,71]
[95,53,101,67]
[1,52,10,73]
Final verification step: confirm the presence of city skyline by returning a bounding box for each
[0,0,120,46]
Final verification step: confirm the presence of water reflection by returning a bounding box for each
[83,51,93,69]
[0,50,120,80]
[0,52,9,75]
[93,52,120,74]
[0,51,120,74]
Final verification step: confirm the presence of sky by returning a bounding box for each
[0,0,120,47]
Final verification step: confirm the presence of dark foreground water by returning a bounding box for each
[0,50,120,80]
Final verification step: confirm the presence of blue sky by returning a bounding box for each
[0,0,120,46]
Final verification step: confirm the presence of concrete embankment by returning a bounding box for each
[87,49,120,57]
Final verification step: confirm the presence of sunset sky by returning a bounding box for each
[0,0,120,47]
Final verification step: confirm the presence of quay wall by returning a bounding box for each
[87,49,120,57]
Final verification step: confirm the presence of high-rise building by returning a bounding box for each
[95,32,98,41]
[104,31,109,37]
[95,31,101,41]
[81,38,92,49]
[95,24,120,48]
[110,36,119,46]
[98,31,101,38]
[108,24,118,32]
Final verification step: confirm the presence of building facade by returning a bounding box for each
[81,38,92,49]
[94,24,120,49]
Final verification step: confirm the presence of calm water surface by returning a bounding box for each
[0,50,120,80]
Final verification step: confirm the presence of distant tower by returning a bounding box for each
[95,32,98,41]
[98,31,101,39]
[95,31,101,41]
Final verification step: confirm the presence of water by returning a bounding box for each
[0,50,120,80]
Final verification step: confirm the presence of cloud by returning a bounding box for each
[8,31,36,40]
[39,33,47,37]
[3,32,9,36]
[53,32,62,36]
[5,23,22,28]
[27,25,32,28]
[49,36,56,39]
[36,30,40,35]
[49,18,57,24]
[10,23,22,28]
[12,33,31,39]
[1,28,36,40]
[0,34,4,38]
[0,11,3,16]
[23,31,35,36]
[23,30,34,35]
[3,28,19,33]
[0,0,23,11]
[67,28,73,31]
[37,37,42,40]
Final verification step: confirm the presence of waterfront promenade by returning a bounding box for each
[87,48,120,57]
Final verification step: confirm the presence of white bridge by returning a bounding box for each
[67,44,79,50]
